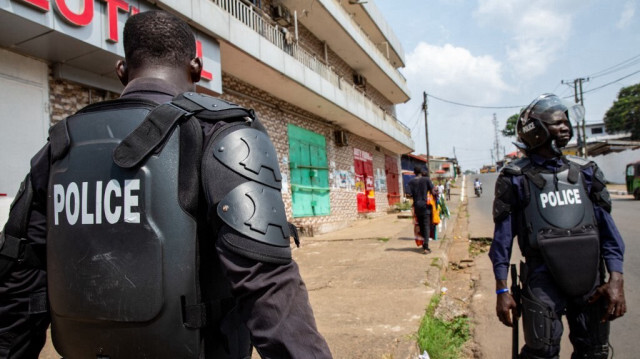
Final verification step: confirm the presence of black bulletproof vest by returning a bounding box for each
[46,99,205,359]
[522,165,600,296]
[523,167,595,249]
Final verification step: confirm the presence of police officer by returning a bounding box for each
[489,94,626,359]
[407,165,434,253]
[0,11,332,359]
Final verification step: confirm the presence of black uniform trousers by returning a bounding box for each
[520,263,609,359]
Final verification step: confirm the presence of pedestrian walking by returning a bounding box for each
[407,165,434,253]
[445,178,451,200]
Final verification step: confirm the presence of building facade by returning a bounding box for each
[0,0,413,234]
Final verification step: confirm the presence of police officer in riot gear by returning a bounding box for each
[489,94,626,359]
[0,11,331,359]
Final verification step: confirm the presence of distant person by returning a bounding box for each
[0,11,331,359]
[474,178,482,193]
[489,93,626,359]
[407,165,434,253]
[445,178,451,200]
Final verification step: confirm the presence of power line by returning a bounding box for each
[422,68,640,110]
[426,93,525,109]
[582,70,640,95]
[588,53,640,79]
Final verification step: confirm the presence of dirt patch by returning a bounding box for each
[469,237,492,258]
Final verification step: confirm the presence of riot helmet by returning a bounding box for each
[516,94,583,151]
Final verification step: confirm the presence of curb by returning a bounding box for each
[401,197,464,358]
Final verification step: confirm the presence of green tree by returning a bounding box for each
[604,83,640,140]
[501,113,519,137]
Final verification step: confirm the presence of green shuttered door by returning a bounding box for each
[288,125,330,217]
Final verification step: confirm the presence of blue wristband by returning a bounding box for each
[496,288,509,294]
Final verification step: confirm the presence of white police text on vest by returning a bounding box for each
[53,180,141,225]
[539,188,581,209]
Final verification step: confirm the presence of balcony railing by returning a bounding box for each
[329,0,407,83]
[211,0,410,137]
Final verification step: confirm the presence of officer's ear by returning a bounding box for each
[116,60,128,86]
[190,57,202,83]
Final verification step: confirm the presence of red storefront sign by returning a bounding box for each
[354,148,375,213]
[13,0,216,83]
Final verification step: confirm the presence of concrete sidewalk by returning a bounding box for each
[291,187,463,358]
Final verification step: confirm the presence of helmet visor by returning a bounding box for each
[522,94,584,125]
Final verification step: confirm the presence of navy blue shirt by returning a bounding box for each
[489,154,625,281]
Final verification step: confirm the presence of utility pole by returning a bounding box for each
[422,91,430,161]
[562,77,590,158]
[577,78,588,158]
[492,113,500,164]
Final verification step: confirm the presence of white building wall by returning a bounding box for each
[0,48,49,196]
[587,148,640,184]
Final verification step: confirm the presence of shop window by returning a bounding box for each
[288,125,330,217]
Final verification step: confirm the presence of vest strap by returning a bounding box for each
[567,162,580,184]
[113,103,192,168]
[523,166,546,189]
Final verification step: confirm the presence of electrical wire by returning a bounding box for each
[588,53,640,79]
[426,93,525,109]
[419,64,640,110]
[582,70,640,95]
[405,104,423,132]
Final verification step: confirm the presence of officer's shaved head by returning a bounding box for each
[123,11,196,69]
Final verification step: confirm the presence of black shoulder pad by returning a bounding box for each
[217,181,291,248]
[493,175,514,223]
[565,155,591,168]
[590,166,612,213]
[502,158,530,176]
[172,92,254,122]
[213,127,282,189]
[49,119,70,163]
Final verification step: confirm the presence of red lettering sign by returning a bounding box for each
[54,0,94,26]
[196,40,213,81]
[17,0,50,11]
[101,0,129,42]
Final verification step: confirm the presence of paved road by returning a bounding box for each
[469,172,639,358]
[608,197,639,357]
[467,173,497,239]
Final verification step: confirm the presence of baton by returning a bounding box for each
[510,263,520,359]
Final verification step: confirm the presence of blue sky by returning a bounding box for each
[376,0,640,171]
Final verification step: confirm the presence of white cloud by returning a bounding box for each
[617,1,635,28]
[473,0,576,79]
[397,42,512,160]
[403,42,510,104]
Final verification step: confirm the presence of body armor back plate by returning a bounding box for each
[47,102,201,358]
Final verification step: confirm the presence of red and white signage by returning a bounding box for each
[4,0,221,92]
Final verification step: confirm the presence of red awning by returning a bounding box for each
[442,163,450,169]
[435,170,446,174]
